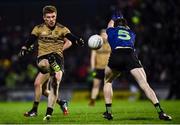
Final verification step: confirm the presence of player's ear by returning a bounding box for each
[43,15,46,21]
[43,17,45,21]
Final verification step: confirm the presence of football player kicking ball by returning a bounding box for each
[103,11,172,121]
[24,72,69,117]
[19,5,84,121]
[23,29,73,117]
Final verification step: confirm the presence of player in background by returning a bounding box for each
[23,38,72,117]
[88,29,111,106]
[103,11,172,121]
[19,5,84,121]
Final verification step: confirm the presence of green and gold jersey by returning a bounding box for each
[31,23,70,57]
[94,39,111,69]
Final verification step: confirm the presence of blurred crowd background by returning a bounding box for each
[0,0,180,101]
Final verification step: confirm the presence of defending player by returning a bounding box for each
[19,5,84,121]
[88,29,111,106]
[103,11,172,121]
[23,37,72,117]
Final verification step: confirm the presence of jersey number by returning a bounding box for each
[118,30,131,40]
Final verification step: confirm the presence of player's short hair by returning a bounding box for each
[114,18,128,27]
[43,5,57,15]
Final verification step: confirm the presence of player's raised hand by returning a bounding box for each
[112,9,123,21]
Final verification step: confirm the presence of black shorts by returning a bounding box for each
[94,69,105,80]
[108,49,142,72]
[37,52,64,74]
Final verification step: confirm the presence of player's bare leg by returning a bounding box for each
[43,54,65,120]
[34,73,49,103]
[24,71,68,118]
[103,66,120,120]
[24,72,49,117]
[89,78,101,106]
[42,80,69,116]
[130,68,172,120]
[130,68,159,104]
[43,71,63,120]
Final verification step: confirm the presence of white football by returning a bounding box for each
[88,34,103,49]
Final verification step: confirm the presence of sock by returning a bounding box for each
[154,103,163,113]
[59,100,68,110]
[57,100,66,106]
[32,101,39,112]
[105,104,112,114]
[46,107,53,116]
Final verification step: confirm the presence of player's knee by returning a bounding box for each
[38,65,49,70]
[55,72,62,82]
[34,81,41,88]
[93,83,100,88]
[38,59,49,67]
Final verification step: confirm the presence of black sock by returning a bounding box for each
[57,100,65,105]
[154,103,163,113]
[32,101,39,112]
[105,104,112,114]
[46,107,53,116]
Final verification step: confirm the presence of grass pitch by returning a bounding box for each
[0,99,179,124]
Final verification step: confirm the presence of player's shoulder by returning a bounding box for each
[56,23,67,29]
[56,23,70,32]
[34,23,45,29]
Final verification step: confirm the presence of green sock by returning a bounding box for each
[105,104,112,114]
[154,103,163,113]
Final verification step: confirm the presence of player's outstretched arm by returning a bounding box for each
[63,38,72,51]
[65,33,84,46]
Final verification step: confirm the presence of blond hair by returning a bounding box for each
[43,5,57,15]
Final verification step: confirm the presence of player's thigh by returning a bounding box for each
[130,68,152,90]
[34,72,50,86]
[38,59,50,69]
[93,78,102,88]
[105,66,120,83]
[140,68,147,79]
[130,67,147,84]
